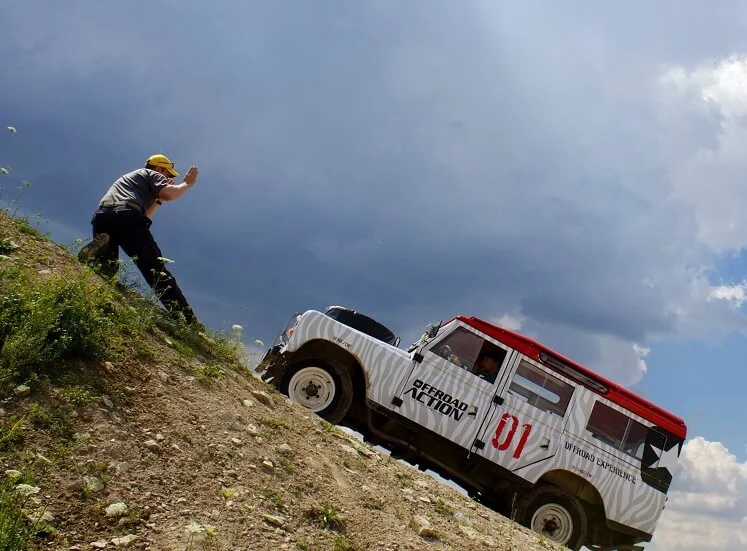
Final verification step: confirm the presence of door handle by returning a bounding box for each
[467,406,478,417]
[540,437,550,450]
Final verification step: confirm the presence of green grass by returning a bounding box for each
[332,536,361,551]
[0,232,245,395]
[433,498,453,516]
[0,479,34,550]
[58,386,96,406]
[0,266,122,386]
[395,472,414,488]
[260,417,289,430]
[0,416,26,453]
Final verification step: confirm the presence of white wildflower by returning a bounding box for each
[157,257,175,264]
[186,521,205,534]
[7,126,16,134]
[254,339,265,348]
[0,168,9,175]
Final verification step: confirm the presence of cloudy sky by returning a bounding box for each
[2,1,747,548]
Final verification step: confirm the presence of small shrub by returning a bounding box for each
[25,403,52,429]
[433,498,453,516]
[395,472,413,488]
[332,536,360,551]
[0,269,117,384]
[58,386,95,406]
[306,502,345,532]
[198,364,222,381]
[0,479,34,549]
[13,216,42,238]
[0,416,26,452]
[260,489,285,510]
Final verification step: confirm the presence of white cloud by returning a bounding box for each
[660,56,747,252]
[492,313,525,332]
[650,437,747,551]
[709,282,747,308]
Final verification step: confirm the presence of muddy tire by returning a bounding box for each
[516,486,587,551]
[280,359,353,424]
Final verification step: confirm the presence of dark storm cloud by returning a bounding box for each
[2,0,747,383]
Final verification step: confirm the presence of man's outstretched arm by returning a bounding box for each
[159,165,199,202]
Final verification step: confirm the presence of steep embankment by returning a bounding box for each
[0,211,562,551]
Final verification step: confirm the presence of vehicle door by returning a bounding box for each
[393,323,515,450]
[474,356,577,472]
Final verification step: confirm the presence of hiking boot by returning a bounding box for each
[78,233,110,265]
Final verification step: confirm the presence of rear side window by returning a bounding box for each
[585,401,649,460]
[507,360,575,418]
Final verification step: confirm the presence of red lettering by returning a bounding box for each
[513,423,532,459]
[492,413,518,450]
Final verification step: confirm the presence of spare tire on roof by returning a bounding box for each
[323,306,400,347]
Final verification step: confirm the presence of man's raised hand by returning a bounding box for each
[184,166,199,187]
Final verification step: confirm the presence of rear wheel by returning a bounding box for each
[516,486,587,550]
[281,359,353,424]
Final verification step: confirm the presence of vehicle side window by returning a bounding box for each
[585,401,649,460]
[428,327,507,383]
[507,360,575,418]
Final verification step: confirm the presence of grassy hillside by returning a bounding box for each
[0,210,564,551]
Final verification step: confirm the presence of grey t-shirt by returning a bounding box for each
[99,168,170,212]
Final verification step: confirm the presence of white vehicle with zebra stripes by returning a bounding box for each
[255,306,687,551]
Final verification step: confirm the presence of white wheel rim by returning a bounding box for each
[530,503,574,544]
[288,367,336,412]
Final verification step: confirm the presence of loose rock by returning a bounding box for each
[144,440,161,452]
[277,443,293,454]
[90,541,108,549]
[106,502,128,518]
[242,399,254,407]
[83,476,105,494]
[111,534,138,547]
[13,385,30,398]
[158,370,170,384]
[246,424,260,437]
[261,513,286,528]
[340,445,359,456]
[458,525,495,546]
[410,515,438,538]
[251,390,273,406]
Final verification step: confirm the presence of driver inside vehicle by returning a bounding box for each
[472,350,503,384]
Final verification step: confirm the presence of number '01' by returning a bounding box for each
[491,413,532,459]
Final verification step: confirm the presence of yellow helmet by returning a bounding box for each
[145,153,179,177]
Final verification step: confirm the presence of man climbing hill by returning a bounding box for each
[78,154,201,326]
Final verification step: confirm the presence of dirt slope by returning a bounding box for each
[0,211,563,551]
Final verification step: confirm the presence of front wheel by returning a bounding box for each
[516,486,587,551]
[280,359,353,424]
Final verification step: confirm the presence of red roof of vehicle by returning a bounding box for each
[457,316,687,440]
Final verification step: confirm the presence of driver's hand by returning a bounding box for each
[449,354,462,366]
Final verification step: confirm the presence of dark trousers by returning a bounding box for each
[91,209,197,324]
